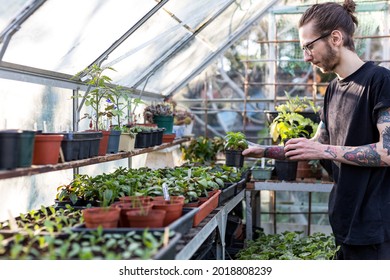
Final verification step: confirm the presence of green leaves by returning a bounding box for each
[237,231,338,260]
[269,93,320,143]
[180,136,224,164]
[0,229,172,260]
[224,131,248,151]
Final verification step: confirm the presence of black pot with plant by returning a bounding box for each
[224,131,248,168]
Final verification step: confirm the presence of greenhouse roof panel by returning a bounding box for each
[0,0,30,32]
[0,0,279,96]
[1,0,157,75]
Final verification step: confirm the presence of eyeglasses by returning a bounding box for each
[302,31,332,56]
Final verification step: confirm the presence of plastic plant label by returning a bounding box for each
[162,182,170,201]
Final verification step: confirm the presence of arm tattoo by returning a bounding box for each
[325,146,337,158]
[343,144,382,166]
[382,126,390,155]
[264,146,286,160]
[377,109,390,124]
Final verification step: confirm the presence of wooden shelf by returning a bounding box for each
[0,137,190,180]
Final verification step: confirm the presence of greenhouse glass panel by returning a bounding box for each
[164,0,234,30]
[0,0,29,31]
[104,8,190,88]
[136,38,211,95]
[201,0,271,46]
[139,0,275,95]
[2,0,156,75]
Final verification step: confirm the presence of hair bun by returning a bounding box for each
[343,0,356,14]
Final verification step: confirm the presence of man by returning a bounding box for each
[243,0,390,260]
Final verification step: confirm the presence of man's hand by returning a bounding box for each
[242,146,266,158]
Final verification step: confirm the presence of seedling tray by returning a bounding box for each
[72,207,198,236]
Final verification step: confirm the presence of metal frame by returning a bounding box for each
[245,181,333,240]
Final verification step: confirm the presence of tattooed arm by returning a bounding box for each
[284,108,390,167]
[242,145,286,160]
[242,121,329,160]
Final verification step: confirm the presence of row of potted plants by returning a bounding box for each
[53,164,247,230]
[56,165,245,207]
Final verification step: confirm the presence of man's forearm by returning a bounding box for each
[264,146,286,160]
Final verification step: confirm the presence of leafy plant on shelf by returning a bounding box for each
[236,231,338,260]
[269,93,320,144]
[74,64,121,130]
[223,131,248,151]
[180,136,224,164]
[269,111,318,144]
[108,91,145,128]
[275,93,320,114]
[143,102,173,123]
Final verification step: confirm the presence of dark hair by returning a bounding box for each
[299,0,358,51]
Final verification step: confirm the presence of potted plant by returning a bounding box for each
[224,131,249,167]
[265,92,321,126]
[180,136,224,164]
[265,94,321,181]
[116,126,140,152]
[74,64,124,155]
[173,109,194,138]
[267,93,319,145]
[143,102,174,134]
[82,179,122,229]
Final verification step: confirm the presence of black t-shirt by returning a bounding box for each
[323,61,390,245]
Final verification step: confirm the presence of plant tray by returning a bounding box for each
[72,207,199,236]
[218,182,238,206]
[235,177,247,195]
[0,206,83,238]
[192,189,221,227]
[0,229,181,260]
[251,167,274,180]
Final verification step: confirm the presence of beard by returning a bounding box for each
[316,43,338,73]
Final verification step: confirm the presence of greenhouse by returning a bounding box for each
[0,0,390,265]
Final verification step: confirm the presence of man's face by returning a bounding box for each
[299,22,338,73]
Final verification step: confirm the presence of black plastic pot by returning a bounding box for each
[18,130,36,167]
[275,159,298,181]
[0,130,22,170]
[225,149,244,167]
[107,130,121,153]
[135,131,152,148]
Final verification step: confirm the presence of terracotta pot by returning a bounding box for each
[125,209,166,228]
[32,134,64,165]
[199,190,218,205]
[83,207,120,229]
[152,196,185,205]
[296,160,322,180]
[98,130,110,156]
[183,200,200,207]
[162,133,176,143]
[112,201,153,227]
[152,200,183,226]
[117,196,153,204]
